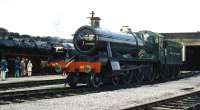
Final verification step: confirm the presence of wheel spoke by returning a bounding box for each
[89,73,102,88]
[160,65,170,81]
[66,73,78,88]
[145,65,155,82]
[122,70,133,85]
[112,76,120,86]
[135,68,144,83]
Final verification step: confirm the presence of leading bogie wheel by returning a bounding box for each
[112,76,120,86]
[66,73,78,88]
[89,73,102,88]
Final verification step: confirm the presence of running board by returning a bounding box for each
[111,65,148,76]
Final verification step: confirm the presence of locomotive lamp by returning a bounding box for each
[120,26,131,34]
[79,65,92,73]
[54,64,62,73]
[84,65,92,73]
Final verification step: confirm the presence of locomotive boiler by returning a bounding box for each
[73,25,144,55]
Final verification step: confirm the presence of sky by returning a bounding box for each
[0,0,200,39]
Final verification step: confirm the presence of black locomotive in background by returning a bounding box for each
[0,27,71,76]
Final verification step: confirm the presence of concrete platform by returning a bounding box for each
[0,75,66,84]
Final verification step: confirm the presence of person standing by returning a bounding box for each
[14,57,21,77]
[21,58,26,76]
[0,57,8,81]
[27,60,33,77]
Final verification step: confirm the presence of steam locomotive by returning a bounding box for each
[48,13,182,88]
[0,28,71,57]
[0,27,71,76]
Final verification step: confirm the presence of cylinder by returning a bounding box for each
[73,25,144,54]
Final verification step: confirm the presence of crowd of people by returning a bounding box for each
[0,57,33,81]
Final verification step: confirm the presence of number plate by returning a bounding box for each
[111,61,120,70]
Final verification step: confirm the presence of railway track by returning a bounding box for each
[123,90,200,110]
[0,71,198,105]
[0,83,142,105]
[0,84,93,105]
[0,80,162,105]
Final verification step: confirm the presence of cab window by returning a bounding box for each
[143,33,155,44]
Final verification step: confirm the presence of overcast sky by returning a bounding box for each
[0,0,200,39]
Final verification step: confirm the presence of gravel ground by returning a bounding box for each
[1,74,200,110]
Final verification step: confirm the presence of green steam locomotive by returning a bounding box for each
[49,13,182,88]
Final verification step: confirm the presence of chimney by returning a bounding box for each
[89,11,101,28]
